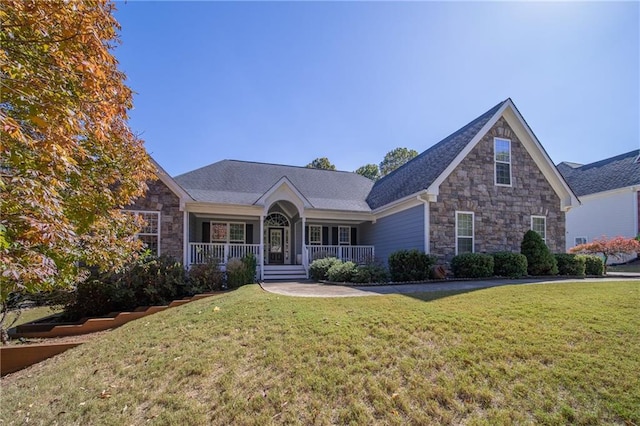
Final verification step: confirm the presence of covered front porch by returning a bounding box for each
[185,207,374,280]
[183,176,375,280]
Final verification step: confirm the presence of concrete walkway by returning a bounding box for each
[260,276,639,298]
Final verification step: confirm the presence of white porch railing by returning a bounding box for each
[306,245,375,265]
[189,243,261,265]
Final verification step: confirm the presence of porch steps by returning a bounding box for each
[263,265,307,281]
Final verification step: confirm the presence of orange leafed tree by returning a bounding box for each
[569,236,640,272]
[0,1,155,313]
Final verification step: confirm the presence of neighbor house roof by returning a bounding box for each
[173,160,375,212]
[366,100,507,209]
[557,149,640,196]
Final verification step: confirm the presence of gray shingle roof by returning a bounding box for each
[366,100,507,209]
[557,149,640,196]
[174,160,375,212]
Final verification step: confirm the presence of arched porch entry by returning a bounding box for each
[263,200,301,266]
[264,212,289,265]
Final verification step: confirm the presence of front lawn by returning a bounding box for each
[1,281,638,425]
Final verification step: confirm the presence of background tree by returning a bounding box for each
[306,157,336,170]
[379,147,418,176]
[355,164,380,180]
[570,236,640,273]
[0,0,155,338]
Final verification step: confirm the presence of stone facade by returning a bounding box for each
[430,117,565,263]
[127,179,184,261]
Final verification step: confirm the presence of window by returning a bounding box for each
[338,226,351,245]
[494,138,512,186]
[531,216,546,243]
[309,225,322,245]
[575,237,587,246]
[210,222,245,243]
[127,211,160,256]
[210,223,227,242]
[456,211,474,254]
[229,223,245,242]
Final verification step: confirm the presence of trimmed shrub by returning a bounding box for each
[327,261,357,282]
[226,254,257,288]
[65,255,188,320]
[309,257,342,281]
[492,252,528,278]
[64,279,118,320]
[351,263,390,284]
[577,255,605,276]
[187,257,224,294]
[451,253,494,278]
[118,255,187,307]
[388,249,436,282]
[555,253,586,276]
[520,230,558,276]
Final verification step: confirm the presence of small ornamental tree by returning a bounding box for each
[570,236,640,273]
[520,230,558,276]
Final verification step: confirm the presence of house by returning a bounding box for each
[558,149,640,262]
[127,98,578,280]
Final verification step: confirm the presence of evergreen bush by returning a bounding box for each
[351,263,389,284]
[187,257,224,294]
[388,249,436,282]
[309,257,341,281]
[577,255,605,276]
[327,261,357,282]
[226,253,257,288]
[520,230,558,275]
[65,255,187,320]
[451,253,494,278]
[492,252,528,278]
[555,253,586,276]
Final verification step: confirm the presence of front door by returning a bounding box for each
[269,228,284,264]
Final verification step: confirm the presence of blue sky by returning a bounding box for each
[114,1,639,177]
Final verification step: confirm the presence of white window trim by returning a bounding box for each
[531,215,547,243]
[308,225,322,245]
[455,211,474,255]
[494,137,512,187]
[229,223,246,243]
[211,221,246,244]
[575,236,587,246]
[127,210,161,256]
[338,226,351,246]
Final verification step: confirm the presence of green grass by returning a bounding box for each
[4,306,63,329]
[2,282,639,425]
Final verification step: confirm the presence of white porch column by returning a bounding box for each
[259,214,264,281]
[423,200,430,254]
[301,216,306,267]
[183,210,189,266]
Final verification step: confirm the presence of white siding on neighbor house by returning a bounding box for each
[361,204,425,265]
[566,188,638,256]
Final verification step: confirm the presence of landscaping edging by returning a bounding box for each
[1,292,222,376]
[320,274,607,287]
[1,342,83,376]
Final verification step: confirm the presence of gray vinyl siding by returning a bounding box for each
[360,204,424,265]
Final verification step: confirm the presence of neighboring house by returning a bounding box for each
[558,149,640,262]
[127,98,578,280]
